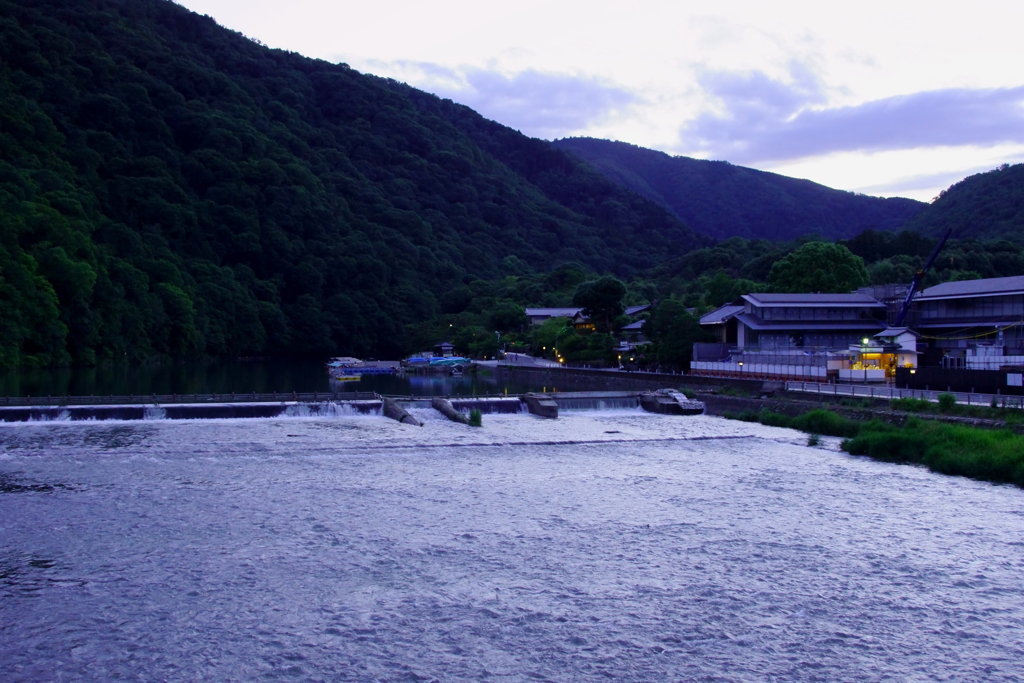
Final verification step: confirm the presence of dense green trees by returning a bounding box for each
[0,0,705,368]
[641,300,710,372]
[767,242,869,293]
[901,163,1024,242]
[572,276,626,332]
[552,138,925,241]
[2,0,1019,370]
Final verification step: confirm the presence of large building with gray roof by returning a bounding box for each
[729,293,888,351]
[913,275,1024,368]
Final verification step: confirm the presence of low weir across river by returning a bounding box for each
[0,390,654,422]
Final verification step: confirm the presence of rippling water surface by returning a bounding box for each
[2,410,1023,681]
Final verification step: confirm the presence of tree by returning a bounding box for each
[531,316,573,357]
[572,276,626,332]
[767,242,868,293]
[489,301,526,333]
[705,270,760,307]
[643,299,711,372]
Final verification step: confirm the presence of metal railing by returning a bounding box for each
[784,381,1024,409]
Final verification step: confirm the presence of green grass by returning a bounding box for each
[837,397,874,408]
[716,387,754,397]
[888,395,1024,423]
[724,405,1024,487]
[468,409,483,427]
[890,397,933,412]
[843,419,1024,487]
[725,408,860,438]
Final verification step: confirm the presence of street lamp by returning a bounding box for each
[738,361,744,379]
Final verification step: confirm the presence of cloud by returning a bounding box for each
[853,165,999,197]
[448,70,638,139]
[357,60,639,140]
[681,67,1024,164]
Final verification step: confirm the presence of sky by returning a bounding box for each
[177,0,1024,202]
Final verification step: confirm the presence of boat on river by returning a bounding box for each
[326,357,399,380]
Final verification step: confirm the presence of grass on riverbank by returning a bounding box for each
[724,408,1024,488]
[725,408,860,438]
[889,394,1024,423]
[845,419,1024,487]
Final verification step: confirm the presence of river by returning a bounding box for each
[0,359,555,398]
[2,409,1022,681]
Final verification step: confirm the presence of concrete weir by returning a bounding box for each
[0,390,699,424]
[0,400,382,422]
[382,398,422,426]
[522,393,560,419]
[431,397,469,424]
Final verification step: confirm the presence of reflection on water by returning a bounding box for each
[0,359,331,397]
[0,360,556,398]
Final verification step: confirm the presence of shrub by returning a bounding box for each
[723,409,761,422]
[724,408,859,439]
[678,387,696,399]
[791,409,861,438]
[757,410,795,429]
[842,424,927,463]
[843,419,1024,487]
[890,397,933,412]
[468,408,482,427]
[938,393,957,412]
[807,434,821,447]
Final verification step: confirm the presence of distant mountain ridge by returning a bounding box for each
[899,163,1024,242]
[551,138,926,242]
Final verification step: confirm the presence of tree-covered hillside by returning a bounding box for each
[0,0,707,368]
[551,137,925,241]
[900,163,1024,242]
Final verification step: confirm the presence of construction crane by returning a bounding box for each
[893,227,953,327]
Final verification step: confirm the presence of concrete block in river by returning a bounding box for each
[383,398,422,426]
[431,397,469,424]
[522,393,559,419]
[640,389,705,415]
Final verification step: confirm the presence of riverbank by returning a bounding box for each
[498,366,1024,489]
[718,399,1024,489]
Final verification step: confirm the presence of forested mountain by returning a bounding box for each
[0,0,708,368]
[899,163,1024,241]
[551,137,925,242]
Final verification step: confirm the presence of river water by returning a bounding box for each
[0,359,553,398]
[2,409,1023,681]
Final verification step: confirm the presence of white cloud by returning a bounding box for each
[678,66,1024,165]
[176,0,1024,200]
